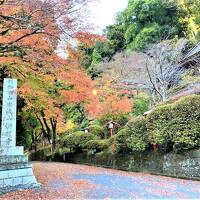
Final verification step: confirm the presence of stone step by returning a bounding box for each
[0,155,28,164]
[0,175,38,189]
[0,162,32,170]
[0,167,34,179]
[0,167,38,190]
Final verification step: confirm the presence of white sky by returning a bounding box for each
[88,0,128,34]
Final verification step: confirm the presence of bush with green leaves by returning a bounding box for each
[125,116,148,152]
[97,112,129,139]
[171,95,200,151]
[147,95,200,152]
[86,139,109,152]
[128,23,161,50]
[115,128,130,153]
[89,124,104,139]
[61,131,98,152]
[97,113,129,126]
[147,104,173,146]
[115,116,148,153]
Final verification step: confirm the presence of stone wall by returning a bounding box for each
[63,149,200,180]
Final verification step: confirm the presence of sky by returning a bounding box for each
[88,0,128,34]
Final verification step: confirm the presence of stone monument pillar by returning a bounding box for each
[0,78,38,193]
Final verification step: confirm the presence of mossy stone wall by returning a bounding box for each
[63,149,200,180]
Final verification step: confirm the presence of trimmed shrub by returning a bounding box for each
[147,95,200,152]
[147,104,173,146]
[115,116,148,153]
[125,116,148,152]
[61,131,98,152]
[86,139,109,152]
[115,128,130,153]
[89,124,105,139]
[171,95,200,151]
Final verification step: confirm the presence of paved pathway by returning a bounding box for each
[1,162,200,199]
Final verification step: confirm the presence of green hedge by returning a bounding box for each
[115,116,148,153]
[172,95,200,151]
[126,116,148,152]
[61,131,98,152]
[115,129,129,153]
[86,139,109,152]
[147,95,200,152]
[147,104,173,146]
[89,124,105,139]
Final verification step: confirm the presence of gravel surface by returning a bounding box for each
[1,162,200,199]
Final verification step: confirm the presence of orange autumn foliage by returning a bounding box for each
[19,80,65,135]
[76,32,106,47]
[83,75,132,118]
[59,69,94,103]
[0,0,131,143]
[0,0,89,66]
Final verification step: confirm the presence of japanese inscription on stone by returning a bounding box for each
[1,78,17,147]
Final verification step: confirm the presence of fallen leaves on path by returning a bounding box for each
[1,162,200,200]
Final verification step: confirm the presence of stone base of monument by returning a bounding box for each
[0,79,39,194]
[0,150,39,194]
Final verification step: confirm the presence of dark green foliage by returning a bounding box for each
[147,95,200,152]
[86,65,103,80]
[78,25,126,72]
[17,127,32,150]
[61,131,98,152]
[91,48,102,65]
[132,95,150,116]
[92,41,116,64]
[125,117,148,152]
[89,124,104,139]
[115,116,148,153]
[106,24,126,52]
[97,113,129,138]
[127,23,161,50]
[86,139,109,152]
[17,98,38,150]
[172,95,200,151]
[147,104,173,146]
[62,104,89,130]
[98,113,129,127]
[115,129,129,153]
[106,0,187,52]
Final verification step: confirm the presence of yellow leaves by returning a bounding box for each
[41,74,55,87]
[66,120,76,130]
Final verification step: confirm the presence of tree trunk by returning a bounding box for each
[35,113,51,143]
[161,87,167,101]
[50,118,57,152]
